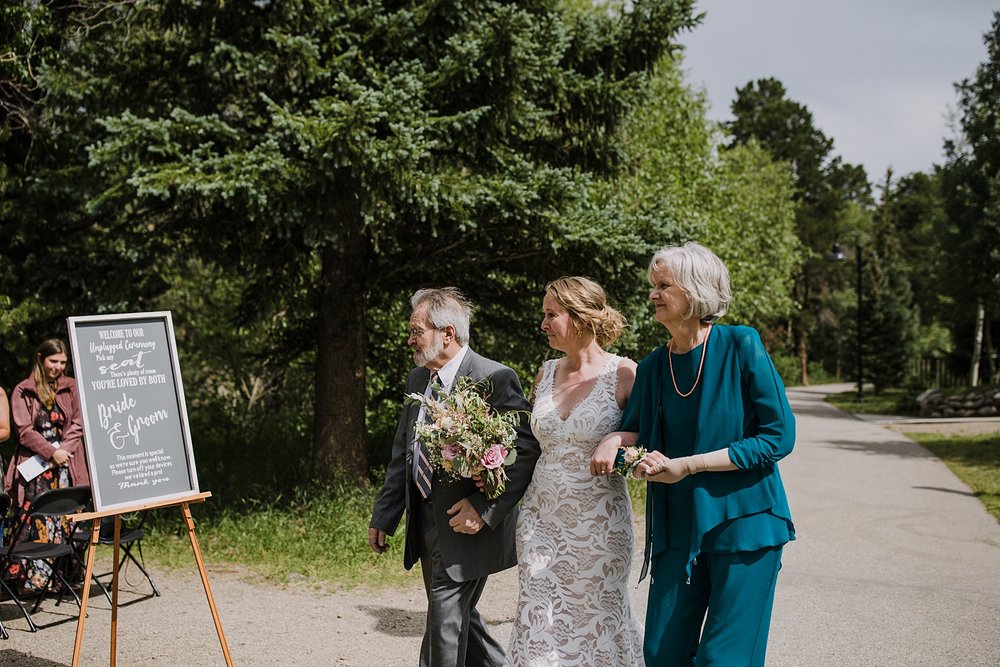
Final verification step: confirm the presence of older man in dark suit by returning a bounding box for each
[369,287,540,667]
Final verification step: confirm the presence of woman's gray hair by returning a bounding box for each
[648,242,732,323]
[411,287,473,345]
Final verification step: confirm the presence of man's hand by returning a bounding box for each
[447,498,485,534]
[368,527,388,554]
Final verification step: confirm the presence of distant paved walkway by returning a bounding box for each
[2,384,999,665]
[770,384,1000,666]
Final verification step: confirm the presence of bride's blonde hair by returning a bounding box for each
[545,277,626,349]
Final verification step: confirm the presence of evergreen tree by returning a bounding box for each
[863,170,919,393]
[2,1,803,489]
[65,0,698,480]
[892,170,950,330]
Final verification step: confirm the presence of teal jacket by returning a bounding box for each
[621,325,795,579]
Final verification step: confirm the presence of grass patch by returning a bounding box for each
[825,388,920,416]
[138,481,418,589]
[908,432,1000,524]
[628,477,646,514]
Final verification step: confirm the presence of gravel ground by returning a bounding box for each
[0,536,648,667]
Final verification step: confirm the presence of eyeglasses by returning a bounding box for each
[408,326,442,338]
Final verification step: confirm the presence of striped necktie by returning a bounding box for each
[414,371,438,500]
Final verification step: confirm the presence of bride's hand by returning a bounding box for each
[591,435,621,476]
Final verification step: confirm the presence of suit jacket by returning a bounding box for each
[370,348,540,582]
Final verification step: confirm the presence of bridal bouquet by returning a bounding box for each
[405,377,520,499]
[613,445,647,478]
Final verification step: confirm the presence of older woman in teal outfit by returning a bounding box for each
[594,242,795,667]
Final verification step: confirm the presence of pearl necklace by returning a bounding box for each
[668,324,712,398]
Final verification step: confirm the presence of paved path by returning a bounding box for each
[2,384,999,665]
[769,384,1000,666]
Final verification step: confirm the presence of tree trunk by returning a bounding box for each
[314,214,369,482]
[970,300,984,387]
[984,311,996,383]
[797,323,809,386]
[792,272,808,386]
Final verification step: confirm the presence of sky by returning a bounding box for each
[678,1,998,181]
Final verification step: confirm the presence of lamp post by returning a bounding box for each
[830,242,864,402]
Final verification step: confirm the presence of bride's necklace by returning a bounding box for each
[668,324,712,398]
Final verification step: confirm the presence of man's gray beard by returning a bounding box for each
[413,334,443,368]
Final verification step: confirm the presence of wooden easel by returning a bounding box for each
[68,491,233,667]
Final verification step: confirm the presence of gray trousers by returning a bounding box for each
[417,498,505,667]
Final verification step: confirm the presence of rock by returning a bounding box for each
[916,388,941,406]
[910,385,1000,419]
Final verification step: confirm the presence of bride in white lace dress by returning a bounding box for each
[505,277,643,667]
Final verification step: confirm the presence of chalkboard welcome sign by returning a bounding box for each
[68,311,200,512]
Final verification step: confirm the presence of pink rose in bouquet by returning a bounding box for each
[481,444,508,470]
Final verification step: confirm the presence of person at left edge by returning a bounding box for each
[369,287,541,667]
[4,338,91,591]
[0,384,10,443]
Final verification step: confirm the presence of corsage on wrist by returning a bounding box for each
[613,445,647,477]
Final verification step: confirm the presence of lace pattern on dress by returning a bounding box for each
[505,355,643,667]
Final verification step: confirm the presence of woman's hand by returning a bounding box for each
[634,450,666,480]
[51,448,71,467]
[648,458,694,484]
[591,431,638,477]
[636,450,695,484]
[637,448,735,483]
[591,434,621,476]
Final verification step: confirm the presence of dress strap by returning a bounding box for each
[598,354,622,394]
[538,358,559,396]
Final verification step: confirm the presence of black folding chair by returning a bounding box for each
[0,485,92,633]
[71,513,160,602]
[0,492,11,640]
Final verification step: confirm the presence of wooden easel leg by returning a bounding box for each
[71,521,101,667]
[111,515,121,667]
[181,502,234,667]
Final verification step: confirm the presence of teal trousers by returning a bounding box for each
[644,545,782,667]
